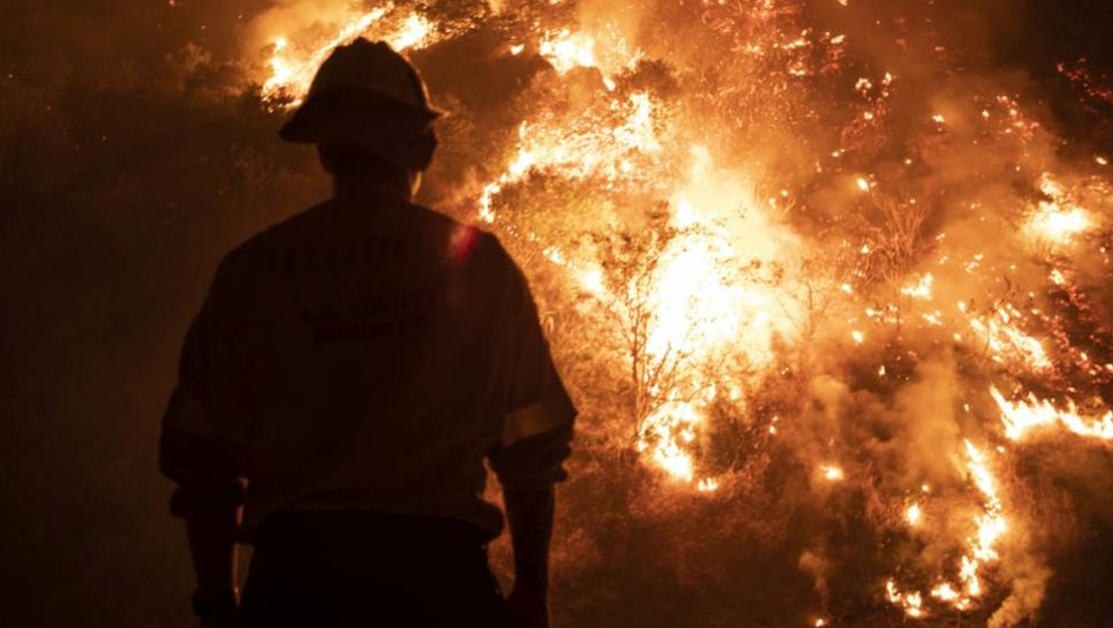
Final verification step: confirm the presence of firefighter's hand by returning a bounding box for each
[507,583,549,628]
[193,588,241,628]
[199,611,241,628]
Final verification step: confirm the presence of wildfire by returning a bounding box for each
[1025,173,1096,245]
[966,304,1052,370]
[637,401,703,484]
[991,387,1113,442]
[697,477,721,493]
[886,580,926,618]
[470,23,800,491]
[899,273,934,300]
[905,503,922,525]
[646,199,742,357]
[1028,204,1092,243]
[262,8,387,103]
[234,1,1113,625]
[390,13,433,50]
[257,3,441,105]
[538,28,598,74]
[886,441,1008,617]
[479,90,662,222]
[958,441,1008,600]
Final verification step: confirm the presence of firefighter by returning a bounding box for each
[159,38,576,628]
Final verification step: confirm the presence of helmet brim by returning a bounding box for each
[279,85,444,147]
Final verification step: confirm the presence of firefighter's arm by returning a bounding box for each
[491,425,573,628]
[160,424,245,624]
[186,505,240,617]
[505,483,555,628]
[162,262,251,624]
[491,248,577,626]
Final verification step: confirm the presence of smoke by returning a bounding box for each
[987,542,1051,628]
[798,550,833,604]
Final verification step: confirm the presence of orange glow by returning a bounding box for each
[906,503,922,525]
[238,4,1113,624]
[256,5,442,106]
[991,387,1113,442]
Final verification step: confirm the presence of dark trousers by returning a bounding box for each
[240,512,510,628]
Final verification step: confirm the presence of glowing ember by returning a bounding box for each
[697,477,721,493]
[900,273,934,300]
[905,503,922,525]
[886,580,927,619]
[931,582,959,602]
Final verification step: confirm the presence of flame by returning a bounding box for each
[638,401,702,483]
[390,13,433,50]
[627,151,798,483]
[966,304,1052,371]
[538,25,642,78]
[697,477,721,493]
[886,580,927,619]
[645,197,743,358]
[479,90,662,223]
[539,28,597,74]
[887,441,1008,617]
[1028,204,1092,242]
[958,441,1007,601]
[991,386,1113,442]
[1025,173,1096,244]
[905,503,922,525]
[899,273,934,300]
[257,4,441,106]
[475,33,797,486]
